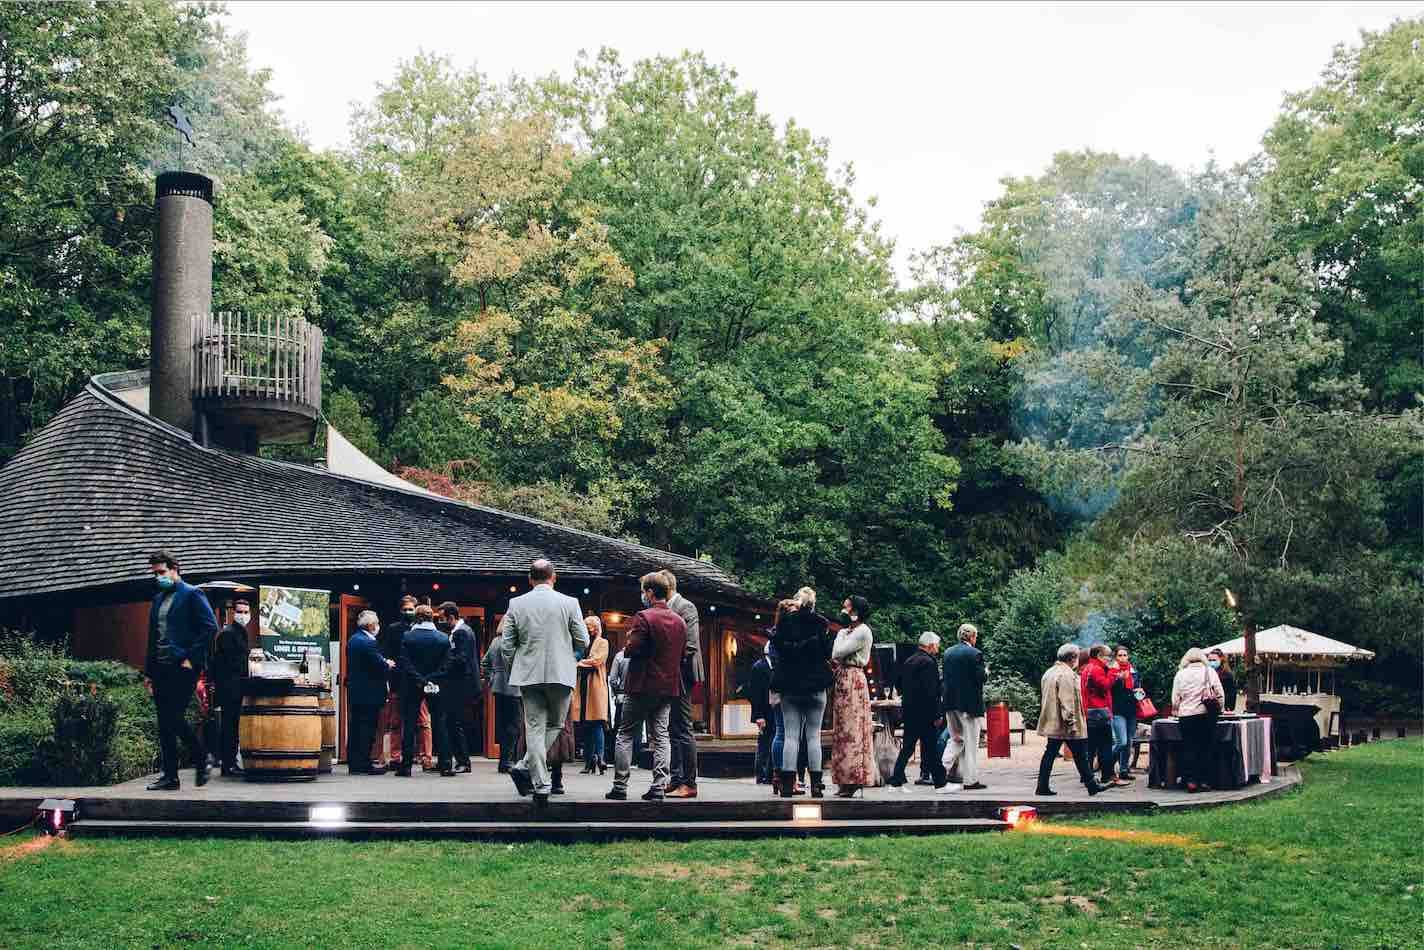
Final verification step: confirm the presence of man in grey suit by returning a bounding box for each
[499,558,590,805]
[662,568,703,798]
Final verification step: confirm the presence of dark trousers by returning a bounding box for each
[1087,708,1116,781]
[402,689,449,770]
[893,718,947,786]
[1178,712,1218,786]
[215,685,242,769]
[152,666,203,780]
[493,693,521,767]
[668,665,698,786]
[1037,736,1098,791]
[347,702,382,772]
[754,721,774,782]
[442,688,471,767]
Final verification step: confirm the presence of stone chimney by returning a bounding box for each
[149,171,214,433]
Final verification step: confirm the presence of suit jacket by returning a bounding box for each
[941,641,987,716]
[145,580,218,677]
[1038,662,1088,739]
[608,650,630,697]
[624,604,686,699]
[346,630,389,707]
[667,592,704,683]
[377,618,412,691]
[480,637,518,696]
[899,649,942,726]
[440,620,482,701]
[209,621,250,688]
[746,656,773,721]
[498,584,590,689]
[399,622,451,696]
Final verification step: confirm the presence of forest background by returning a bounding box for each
[1,2,1418,713]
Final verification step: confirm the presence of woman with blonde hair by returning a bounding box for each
[1171,647,1225,793]
[573,614,610,774]
[830,594,876,797]
[770,587,832,798]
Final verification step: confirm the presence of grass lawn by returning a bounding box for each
[1,742,1420,949]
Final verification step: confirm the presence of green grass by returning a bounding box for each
[2,742,1421,949]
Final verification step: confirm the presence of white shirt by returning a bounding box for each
[832,622,873,666]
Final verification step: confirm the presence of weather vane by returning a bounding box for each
[163,103,196,169]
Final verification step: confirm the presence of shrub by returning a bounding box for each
[985,670,1041,728]
[43,687,121,785]
[0,711,52,785]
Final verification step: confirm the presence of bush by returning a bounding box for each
[985,670,1041,728]
[982,558,1074,685]
[43,687,121,785]
[0,712,52,785]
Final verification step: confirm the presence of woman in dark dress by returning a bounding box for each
[1208,648,1237,713]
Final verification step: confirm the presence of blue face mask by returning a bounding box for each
[156,574,176,590]
[1208,659,1221,669]
[640,592,650,608]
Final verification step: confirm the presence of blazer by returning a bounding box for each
[345,630,389,707]
[498,584,590,689]
[440,620,482,701]
[399,622,452,694]
[377,618,412,691]
[1038,662,1088,739]
[480,637,518,696]
[145,580,218,676]
[745,656,773,722]
[667,592,704,683]
[941,641,988,716]
[899,649,942,726]
[608,650,630,697]
[769,608,833,696]
[209,621,250,688]
[624,604,686,699]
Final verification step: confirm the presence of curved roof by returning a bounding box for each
[0,376,762,605]
[1205,625,1376,664]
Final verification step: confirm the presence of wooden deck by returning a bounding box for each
[1,743,1301,840]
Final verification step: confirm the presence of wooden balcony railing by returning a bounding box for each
[190,312,323,411]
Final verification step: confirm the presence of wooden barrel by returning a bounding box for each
[318,693,337,774]
[239,686,322,781]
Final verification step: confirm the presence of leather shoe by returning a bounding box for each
[532,793,550,810]
[665,784,697,799]
[453,764,472,774]
[550,785,565,795]
[221,766,245,778]
[395,768,413,778]
[605,788,627,800]
[1035,787,1057,796]
[641,788,664,802]
[146,777,180,791]
[440,768,456,777]
[963,782,987,791]
[195,766,209,788]
[508,767,534,797]
[914,777,935,786]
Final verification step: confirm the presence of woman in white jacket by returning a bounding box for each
[1171,647,1226,793]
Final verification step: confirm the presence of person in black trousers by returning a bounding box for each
[746,649,775,784]
[437,601,481,773]
[346,609,394,773]
[890,632,949,789]
[143,552,218,791]
[209,600,253,777]
[482,635,522,772]
[397,605,452,776]
[1036,643,1106,796]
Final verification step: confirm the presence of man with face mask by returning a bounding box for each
[347,610,396,774]
[209,599,254,777]
[372,595,420,771]
[143,551,218,791]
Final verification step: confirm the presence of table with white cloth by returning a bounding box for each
[1148,715,1274,790]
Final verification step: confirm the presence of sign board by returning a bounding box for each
[258,585,330,661]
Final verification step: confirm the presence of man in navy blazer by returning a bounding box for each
[398,604,453,777]
[143,551,219,791]
[346,609,395,774]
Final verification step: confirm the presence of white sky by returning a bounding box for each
[226,1,1416,272]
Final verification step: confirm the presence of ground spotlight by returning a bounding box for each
[998,805,1037,829]
[37,798,76,836]
[791,804,822,823]
[310,805,348,826]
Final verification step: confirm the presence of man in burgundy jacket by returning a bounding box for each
[606,571,686,801]
[1080,642,1124,786]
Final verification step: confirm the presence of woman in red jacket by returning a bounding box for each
[1080,643,1124,786]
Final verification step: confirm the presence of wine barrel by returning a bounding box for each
[318,693,337,774]
[239,685,322,781]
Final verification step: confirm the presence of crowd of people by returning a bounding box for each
[139,549,1234,801]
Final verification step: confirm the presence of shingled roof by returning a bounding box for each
[0,377,762,604]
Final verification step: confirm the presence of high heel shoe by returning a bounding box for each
[834,784,863,799]
[578,763,594,775]
[597,761,607,775]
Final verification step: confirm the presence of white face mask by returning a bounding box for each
[234,614,251,626]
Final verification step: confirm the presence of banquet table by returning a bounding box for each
[1148,716,1275,790]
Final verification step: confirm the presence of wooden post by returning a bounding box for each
[1243,615,1259,713]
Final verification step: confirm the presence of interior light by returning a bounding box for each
[583,588,590,595]
[431,583,441,591]
[755,614,761,620]
[352,584,360,592]
[998,805,1038,828]
[37,798,76,837]
[509,586,517,593]
[607,612,622,624]
[791,804,822,823]
[709,605,716,613]
[310,805,347,825]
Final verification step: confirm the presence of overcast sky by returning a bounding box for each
[225,1,1415,271]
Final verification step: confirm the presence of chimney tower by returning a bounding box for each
[150,171,214,433]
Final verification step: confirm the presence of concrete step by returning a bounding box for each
[67,817,1009,841]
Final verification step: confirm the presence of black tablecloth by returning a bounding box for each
[1148,717,1273,790]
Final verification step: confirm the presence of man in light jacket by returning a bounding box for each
[1036,643,1105,796]
[499,559,590,805]
[661,569,703,798]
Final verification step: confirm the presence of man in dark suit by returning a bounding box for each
[940,622,988,792]
[143,551,219,791]
[890,632,949,789]
[373,594,417,770]
[398,604,453,776]
[606,572,686,802]
[437,601,481,774]
[746,651,774,784]
[209,599,253,777]
[346,609,394,774]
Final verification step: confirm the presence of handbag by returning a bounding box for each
[1200,666,1222,716]
[1135,696,1158,719]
